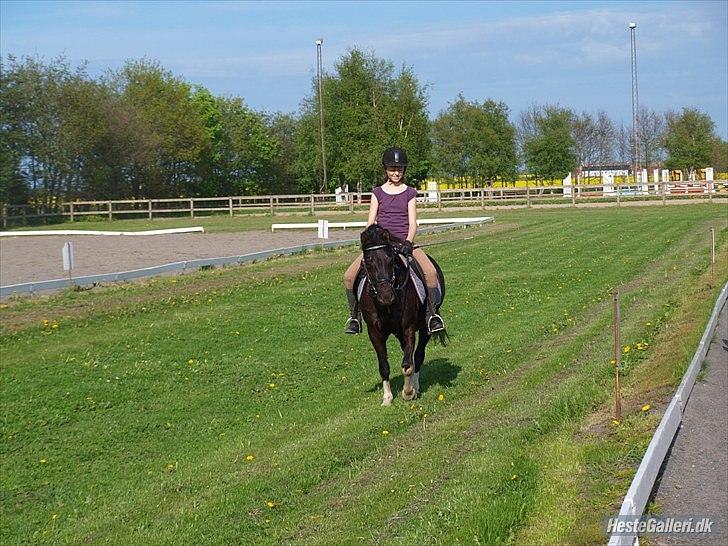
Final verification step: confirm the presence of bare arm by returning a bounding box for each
[406,196,417,242]
[366,193,379,226]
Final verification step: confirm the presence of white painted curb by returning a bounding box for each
[0,227,205,237]
[608,281,728,546]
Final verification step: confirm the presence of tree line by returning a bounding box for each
[1,50,726,206]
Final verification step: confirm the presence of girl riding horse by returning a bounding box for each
[343,147,445,335]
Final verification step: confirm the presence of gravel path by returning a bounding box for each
[644,302,728,545]
[0,230,358,286]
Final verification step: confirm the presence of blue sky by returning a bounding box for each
[2,0,727,137]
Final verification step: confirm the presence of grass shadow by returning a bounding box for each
[365,357,461,396]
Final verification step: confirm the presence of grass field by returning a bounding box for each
[1,204,726,545]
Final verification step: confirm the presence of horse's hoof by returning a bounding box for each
[401,388,416,401]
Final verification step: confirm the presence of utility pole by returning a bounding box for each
[315,38,328,194]
[629,22,640,184]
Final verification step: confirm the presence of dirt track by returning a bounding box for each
[0,230,358,286]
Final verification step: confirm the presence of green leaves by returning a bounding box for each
[664,107,716,175]
[522,106,577,181]
[432,95,518,183]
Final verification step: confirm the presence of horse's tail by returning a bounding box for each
[431,328,450,347]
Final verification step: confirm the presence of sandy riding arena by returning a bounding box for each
[0,229,357,286]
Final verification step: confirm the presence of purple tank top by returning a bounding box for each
[373,185,418,241]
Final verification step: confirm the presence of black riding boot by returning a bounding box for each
[344,288,362,334]
[425,287,445,334]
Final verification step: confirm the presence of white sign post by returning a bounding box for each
[62,241,74,281]
[317,219,329,239]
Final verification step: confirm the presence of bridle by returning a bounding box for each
[361,243,411,299]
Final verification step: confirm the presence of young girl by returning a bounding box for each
[343,146,445,335]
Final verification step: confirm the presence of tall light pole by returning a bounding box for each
[315,38,328,194]
[629,22,640,183]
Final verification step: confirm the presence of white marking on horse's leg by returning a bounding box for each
[402,373,415,401]
[412,372,420,398]
[382,380,393,406]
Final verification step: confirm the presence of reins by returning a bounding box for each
[362,242,411,298]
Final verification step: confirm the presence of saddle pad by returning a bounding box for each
[355,258,439,305]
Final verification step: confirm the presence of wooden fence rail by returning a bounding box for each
[2,182,723,228]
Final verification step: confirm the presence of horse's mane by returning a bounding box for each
[360,224,402,249]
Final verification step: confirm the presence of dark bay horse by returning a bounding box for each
[358,225,447,406]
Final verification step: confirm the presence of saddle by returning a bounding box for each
[355,255,441,305]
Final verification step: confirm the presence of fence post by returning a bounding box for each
[616,184,621,207]
[70,202,75,222]
[526,185,531,208]
[148,200,153,220]
[107,201,113,221]
[662,181,666,205]
[349,193,354,213]
[228,197,233,217]
[190,199,194,218]
[613,290,622,422]
[270,195,274,216]
[310,194,315,215]
[437,188,442,212]
[571,184,576,207]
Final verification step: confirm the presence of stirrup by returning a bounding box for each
[427,314,445,334]
[344,317,361,335]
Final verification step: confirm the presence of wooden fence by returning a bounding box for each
[2,182,724,228]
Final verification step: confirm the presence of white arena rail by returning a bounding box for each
[271,216,494,232]
[0,227,205,237]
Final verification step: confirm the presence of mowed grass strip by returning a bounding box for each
[1,205,726,544]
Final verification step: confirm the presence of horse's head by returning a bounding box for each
[360,225,405,306]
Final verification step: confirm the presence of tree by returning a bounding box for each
[110,59,209,198]
[294,48,430,193]
[265,111,299,194]
[664,108,716,179]
[710,137,728,174]
[636,107,666,168]
[432,94,517,184]
[521,106,577,181]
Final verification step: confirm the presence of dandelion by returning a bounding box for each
[511,474,518,480]
[268,383,276,389]
[646,322,652,327]
[42,319,49,327]
[39,458,47,464]
[51,323,59,330]
[611,419,620,426]
[266,501,275,508]
[641,404,651,412]
[188,359,194,365]
[623,345,631,354]
[245,454,255,461]
[437,393,445,401]
[382,430,390,436]
[164,463,176,473]
[610,359,617,366]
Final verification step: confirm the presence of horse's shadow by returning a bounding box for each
[366,358,460,396]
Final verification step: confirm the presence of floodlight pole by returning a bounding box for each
[629,22,640,184]
[316,38,328,194]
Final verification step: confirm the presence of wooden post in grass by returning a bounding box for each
[613,290,622,421]
[711,228,715,282]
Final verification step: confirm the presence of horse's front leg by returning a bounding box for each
[400,326,418,401]
[369,328,393,406]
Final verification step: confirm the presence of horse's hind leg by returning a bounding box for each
[412,328,429,397]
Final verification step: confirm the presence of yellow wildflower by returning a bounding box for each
[382,430,390,436]
[39,458,47,464]
[437,393,445,401]
[623,345,631,354]
[266,501,275,508]
[245,454,255,461]
[641,404,651,412]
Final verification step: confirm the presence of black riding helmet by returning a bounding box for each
[382,147,408,168]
